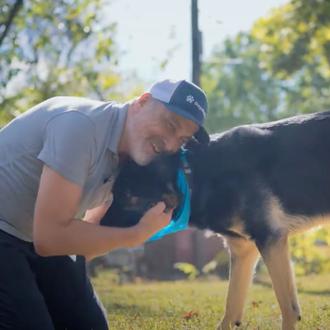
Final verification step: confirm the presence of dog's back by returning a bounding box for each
[103,111,330,241]
[189,111,330,245]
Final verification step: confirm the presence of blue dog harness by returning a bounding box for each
[148,151,191,242]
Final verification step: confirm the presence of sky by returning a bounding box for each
[107,0,288,85]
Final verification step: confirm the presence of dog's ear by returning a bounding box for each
[184,136,208,151]
[194,128,210,145]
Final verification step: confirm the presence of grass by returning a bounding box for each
[92,272,330,329]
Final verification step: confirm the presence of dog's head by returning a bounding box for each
[101,153,181,228]
[101,138,209,229]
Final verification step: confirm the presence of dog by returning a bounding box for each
[101,111,330,330]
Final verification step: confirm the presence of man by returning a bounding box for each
[0,79,208,329]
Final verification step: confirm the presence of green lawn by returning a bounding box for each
[93,272,330,329]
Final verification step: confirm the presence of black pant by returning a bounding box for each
[0,229,108,330]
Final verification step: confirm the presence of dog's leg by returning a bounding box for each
[218,237,259,330]
[257,234,301,330]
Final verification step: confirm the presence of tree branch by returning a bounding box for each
[0,0,23,47]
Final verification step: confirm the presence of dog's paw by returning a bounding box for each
[217,319,241,330]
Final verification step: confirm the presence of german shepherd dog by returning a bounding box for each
[101,111,330,330]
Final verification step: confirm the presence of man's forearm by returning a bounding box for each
[33,218,142,258]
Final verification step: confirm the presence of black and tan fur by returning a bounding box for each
[101,111,330,330]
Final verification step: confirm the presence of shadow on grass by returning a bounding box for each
[255,279,330,296]
[106,302,175,318]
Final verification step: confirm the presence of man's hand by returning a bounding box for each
[135,202,173,242]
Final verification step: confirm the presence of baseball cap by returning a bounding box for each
[149,79,209,144]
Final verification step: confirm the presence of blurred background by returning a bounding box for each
[1,0,330,282]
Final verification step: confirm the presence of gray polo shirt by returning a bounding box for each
[0,96,128,242]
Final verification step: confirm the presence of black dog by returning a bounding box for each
[101,154,182,228]
[101,111,330,330]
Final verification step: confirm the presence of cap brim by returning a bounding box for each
[193,126,210,144]
[158,101,210,144]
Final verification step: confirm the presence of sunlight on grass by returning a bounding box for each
[92,271,330,329]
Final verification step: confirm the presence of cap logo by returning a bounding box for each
[194,101,205,114]
[186,95,195,103]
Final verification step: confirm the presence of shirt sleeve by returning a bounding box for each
[37,111,95,187]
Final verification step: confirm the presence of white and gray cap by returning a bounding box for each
[149,79,209,144]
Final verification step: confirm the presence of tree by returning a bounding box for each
[251,0,330,114]
[0,0,124,125]
[202,0,330,133]
[201,33,283,133]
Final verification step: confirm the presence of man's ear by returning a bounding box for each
[137,92,152,107]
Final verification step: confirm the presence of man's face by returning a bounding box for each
[127,95,198,165]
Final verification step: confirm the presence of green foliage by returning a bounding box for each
[0,0,125,126]
[174,262,199,280]
[290,228,330,276]
[252,0,330,78]
[174,256,228,280]
[251,0,330,114]
[202,33,283,132]
[202,0,330,133]
[201,260,217,274]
